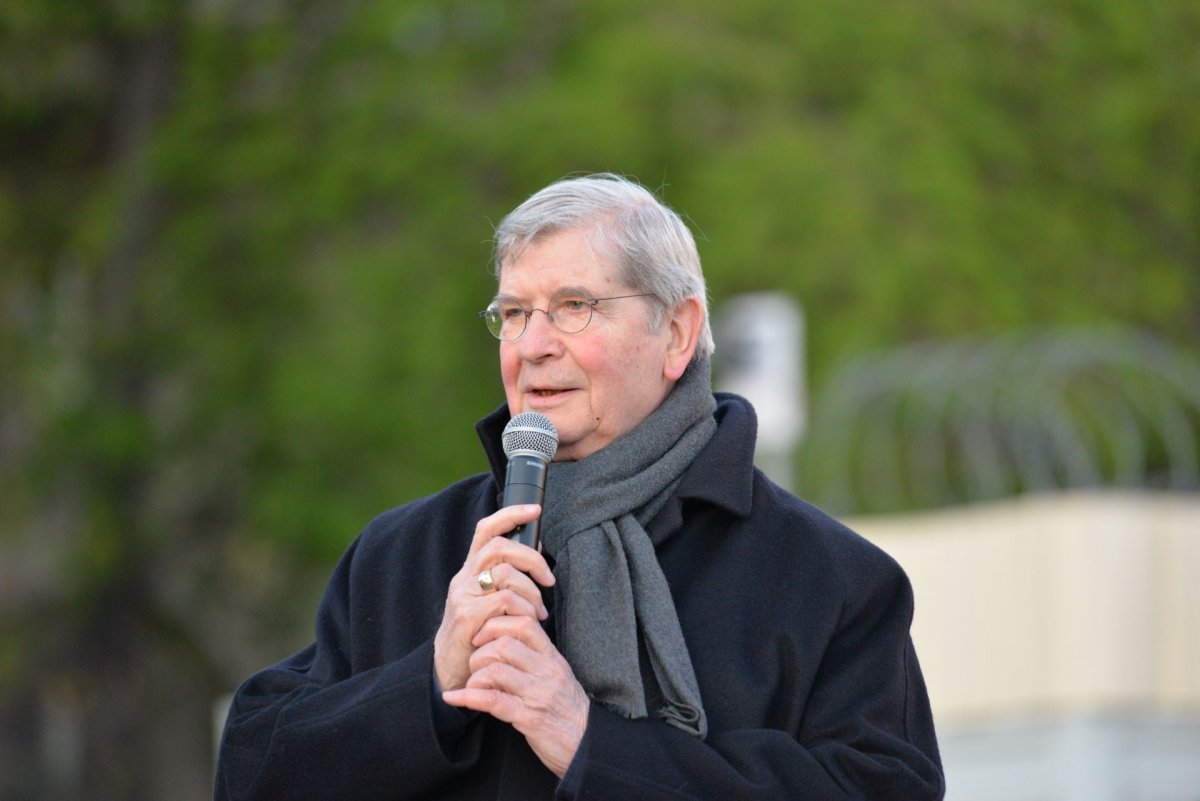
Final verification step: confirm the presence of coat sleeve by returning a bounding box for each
[213,536,484,801]
[558,546,945,801]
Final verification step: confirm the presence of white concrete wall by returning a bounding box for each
[849,490,1200,800]
[850,490,1200,724]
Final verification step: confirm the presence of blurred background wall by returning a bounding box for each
[1,1,1197,799]
[855,491,1200,801]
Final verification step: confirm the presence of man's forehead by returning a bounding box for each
[497,248,620,297]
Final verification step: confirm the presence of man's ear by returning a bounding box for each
[663,297,705,381]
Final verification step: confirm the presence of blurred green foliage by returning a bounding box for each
[4,0,1197,558]
[1,0,1198,796]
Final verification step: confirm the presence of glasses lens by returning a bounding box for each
[549,290,593,334]
[485,299,526,340]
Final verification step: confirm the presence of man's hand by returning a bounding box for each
[433,504,555,692]
[442,614,590,778]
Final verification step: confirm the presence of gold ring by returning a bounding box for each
[477,569,496,593]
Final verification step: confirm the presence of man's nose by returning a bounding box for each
[517,308,561,352]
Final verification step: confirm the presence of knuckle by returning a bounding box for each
[511,614,538,634]
[467,649,491,672]
[483,640,510,664]
[496,588,527,613]
[472,663,502,688]
[476,538,503,561]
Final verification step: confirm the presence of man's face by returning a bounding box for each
[497,227,677,462]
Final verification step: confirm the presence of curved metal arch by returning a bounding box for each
[801,326,1200,514]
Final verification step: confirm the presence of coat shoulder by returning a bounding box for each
[349,472,497,563]
[753,473,912,607]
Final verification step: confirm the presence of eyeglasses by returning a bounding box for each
[479,288,655,341]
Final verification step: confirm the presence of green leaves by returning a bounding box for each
[4,0,1198,557]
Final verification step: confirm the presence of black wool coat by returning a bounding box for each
[215,394,945,801]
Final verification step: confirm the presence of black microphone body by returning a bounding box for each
[503,454,548,548]
[500,412,559,550]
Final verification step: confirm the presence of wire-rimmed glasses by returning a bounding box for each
[479,288,654,341]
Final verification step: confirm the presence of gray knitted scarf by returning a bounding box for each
[538,358,717,739]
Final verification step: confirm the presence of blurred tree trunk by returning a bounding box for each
[0,9,227,800]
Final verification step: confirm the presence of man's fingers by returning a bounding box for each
[435,504,555,694]
[476,563,549,619]
[462,505,555,590]
[471,611,549,649]
[441,631,590,780]
[468,504,541,554]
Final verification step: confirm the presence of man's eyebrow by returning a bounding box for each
[495,286,597,303]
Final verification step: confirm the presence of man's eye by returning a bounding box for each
[500,306,525,320]
[561,299,589,312]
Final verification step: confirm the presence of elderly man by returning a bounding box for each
[214,174,944,800]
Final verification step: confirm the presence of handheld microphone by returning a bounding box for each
[500,412,558,549]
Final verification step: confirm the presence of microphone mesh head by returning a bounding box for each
[502,412,559,461]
